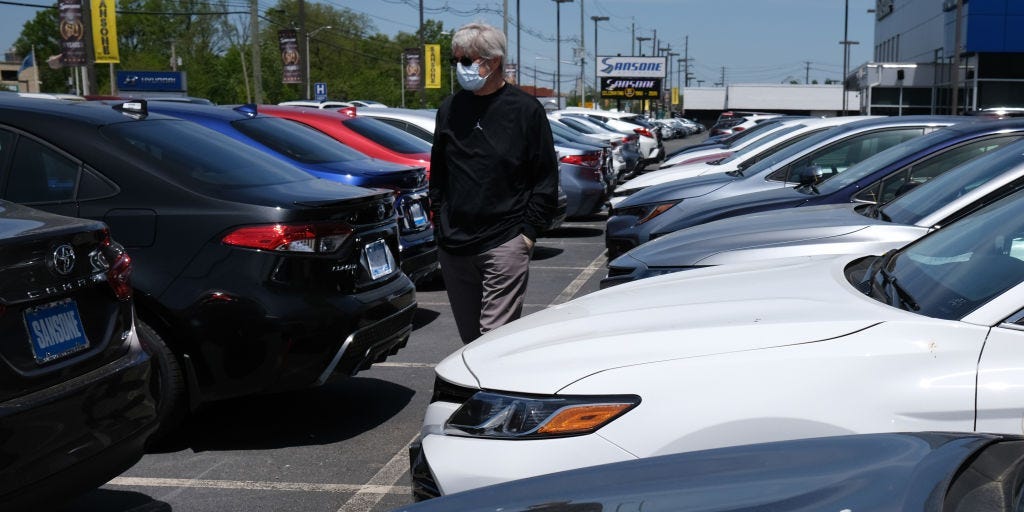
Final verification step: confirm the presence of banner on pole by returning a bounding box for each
[404,48,422,91]
[424,44,441,89]
[279,29,301,84]
[91,0,119,63]
[59,0,86,66]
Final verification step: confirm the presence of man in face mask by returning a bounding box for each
[429,21,560,343]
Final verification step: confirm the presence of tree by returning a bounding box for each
[15,7,71,93]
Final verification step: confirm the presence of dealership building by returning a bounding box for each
[674,0,1024,119]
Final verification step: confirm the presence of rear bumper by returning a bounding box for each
[400,228,439,283]
[168,271,418,404]
[0,338,157,511]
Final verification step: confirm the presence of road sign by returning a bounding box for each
[314,82,327,102]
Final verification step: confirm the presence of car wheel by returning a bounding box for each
[137,318,188,446]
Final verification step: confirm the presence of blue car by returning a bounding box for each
[143,102,438,282]
[605,115,965,259]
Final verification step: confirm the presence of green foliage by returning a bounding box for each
[10,0,473,107]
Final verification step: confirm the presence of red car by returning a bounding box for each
[260,105,433,178]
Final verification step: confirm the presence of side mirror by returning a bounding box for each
[796,165,823,186]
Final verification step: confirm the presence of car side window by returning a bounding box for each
[768,128,924,183]
[6,136,78,204]
[853,135,1023,203]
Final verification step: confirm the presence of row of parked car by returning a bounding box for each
[0,94,438,509]
[0,90,698,508]
[406,112,1024,508]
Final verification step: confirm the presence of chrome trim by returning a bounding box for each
[316,332,357,386]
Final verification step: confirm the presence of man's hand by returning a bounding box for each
[521,233,535,251]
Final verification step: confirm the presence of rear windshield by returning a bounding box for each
[232,116,367,164]
[100,119,314,189]
[344,117,432,154]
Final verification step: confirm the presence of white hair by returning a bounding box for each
[452,22,506,66]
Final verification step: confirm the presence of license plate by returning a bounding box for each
[365,239,394,280]
[408,202,428,227]
[24,299,90,364]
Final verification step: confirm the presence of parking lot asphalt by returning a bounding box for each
[60,134,704,512]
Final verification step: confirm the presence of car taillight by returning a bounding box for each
[634,127,654,138]
[732,126,746,131]
[106,252,133,300]
[561,153,602,168]
[222,222,353,253]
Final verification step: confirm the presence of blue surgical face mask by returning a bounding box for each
[456,60,493,91]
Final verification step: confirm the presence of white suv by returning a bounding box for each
[560,108,664,166]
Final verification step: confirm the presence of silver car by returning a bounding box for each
[603,136,1024,286]
[352,107,437,144]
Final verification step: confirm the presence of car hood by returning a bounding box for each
[398,432,1002,512]
[625,204,892,266]
[615,173,735,207]
[451,255,903,393]
[619,162,725,191]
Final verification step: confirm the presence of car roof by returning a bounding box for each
[0,95,182,125]
[355,107,435,120]
[278,100,353,109]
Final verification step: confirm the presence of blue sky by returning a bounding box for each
[2,0,876,87]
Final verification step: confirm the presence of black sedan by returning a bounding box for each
[399,432,1024,511]
[0,96,417,439]
[0,200,157,510]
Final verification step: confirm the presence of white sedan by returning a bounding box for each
[412,186,1024,498]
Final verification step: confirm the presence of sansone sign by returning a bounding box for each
[597,56,667,78]
[600,77,662,99]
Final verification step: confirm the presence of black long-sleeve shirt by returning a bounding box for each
[429,84,559,255]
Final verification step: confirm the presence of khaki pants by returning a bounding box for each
[439,234,533,343]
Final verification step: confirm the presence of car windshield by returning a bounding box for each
[343,117,432,154]
[881,138,1024,224]
[865,186,1024,320]
[232,116,367,164]
[716,124,804,164]
[815,126,963,195]
[559,117,602,134]
[719,118,786,145]
[735,123,852,179]
[101,119,314,189]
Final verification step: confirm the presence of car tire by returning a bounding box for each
[137,318,188,446]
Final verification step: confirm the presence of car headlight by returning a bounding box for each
[444,391,640,439]
[612,200,681,224]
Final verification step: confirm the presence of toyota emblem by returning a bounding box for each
[52,244,76,276]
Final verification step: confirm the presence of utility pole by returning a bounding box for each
[516,0,521,85]
[720,66,726,87]
[591,15,608,108]
[951,0,963,114]
[250,0,262,103]
[419,0,425,107]
[805,61,811,84]
[298,0,306,94]
[553,0,574,105]
[631,21,635,56]
[839,0,859,114]
[579,0,584,106]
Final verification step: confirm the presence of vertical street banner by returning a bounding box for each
[404,48,421,92]
[424,44,441,89]
[504,63,517,85]
[59,0,86,66]
[671,86,679,105]
[278,29,301,84]
[90,0,119,63]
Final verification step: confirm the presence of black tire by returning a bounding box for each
[136,318,188,446]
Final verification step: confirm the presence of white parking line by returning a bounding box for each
[336,433,420,512]
[549,253,607,306]
[107,476,411,495]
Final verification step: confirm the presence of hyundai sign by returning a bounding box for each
[117,71,185,92]
[597,56,666,78]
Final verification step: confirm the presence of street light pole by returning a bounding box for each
[553,0,574,106]
[635,36,651,56]
[591,15,608,108]
[306,25,332,99]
